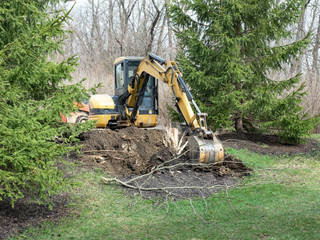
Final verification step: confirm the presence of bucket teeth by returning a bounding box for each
[188,136,224,163]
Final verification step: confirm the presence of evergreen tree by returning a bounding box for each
[0,0,93,206]
[169,0,318,143]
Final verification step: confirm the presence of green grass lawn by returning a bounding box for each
[9,145,320,240]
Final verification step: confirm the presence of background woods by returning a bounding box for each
[63,0,175,94]
[62,0,320,131]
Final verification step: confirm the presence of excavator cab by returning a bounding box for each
[114,57,158,127]
[89,57,158,128]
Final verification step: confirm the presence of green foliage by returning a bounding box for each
[0,0,93,206]
[169,0,317,143]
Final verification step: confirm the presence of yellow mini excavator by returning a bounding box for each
[89,53,224,163]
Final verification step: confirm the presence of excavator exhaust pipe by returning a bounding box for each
[188,136,224,163]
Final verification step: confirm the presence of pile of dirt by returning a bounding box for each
[79,127,251,177]
[0,195,69,240]
[220,132,320,155]
[79,127,167,176]
[78,127,251,199]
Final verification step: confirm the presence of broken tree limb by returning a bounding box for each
[102,176,227,191]
[82,149,126,154]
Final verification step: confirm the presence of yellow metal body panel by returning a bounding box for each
[89,113,157,128]
[89,91,157,128]
[89,94,115,109]
[114,57,126,65]
[189,136,224,163]
[114,56,143,65]
[134,114,157,127]
[88,94,117,128]
[89,114,119,128]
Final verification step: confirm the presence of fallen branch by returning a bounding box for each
[222,139,250,143]
[82,149,126,154]
[100,145,248,188]
[118,161,223,185]
[224,180,239,215]
[102,176,227,191]
[188,198,230,238]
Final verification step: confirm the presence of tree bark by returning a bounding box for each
[312,12,320,72]
[234,20,245,135]
[235,117,245,134]
[107,0,115,66]
[291,2,308,74]
[166,0,174,59]
[156,9,167,55]
[145,0,162,55]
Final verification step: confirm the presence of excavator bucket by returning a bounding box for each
[188,136,224,163]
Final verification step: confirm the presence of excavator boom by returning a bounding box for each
[117,54,223,163]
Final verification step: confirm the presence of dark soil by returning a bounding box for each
[0,194,69,240]
[79,127,252,200]
[120,153,251,199]
[79,127,167,176]
[220,132,320,155]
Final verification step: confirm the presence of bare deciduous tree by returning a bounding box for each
[60,0,320,129]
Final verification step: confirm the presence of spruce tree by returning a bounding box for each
[169,0,318,143]
[0,0,93,206]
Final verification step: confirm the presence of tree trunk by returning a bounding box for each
[156,10,167,55]
[291,3,307,74]
[234,20,245,135]
[145,0,162,55]
[166,0,174,59]
[312,13,320,72]
[235,117,245,134]
[107,0,114,66]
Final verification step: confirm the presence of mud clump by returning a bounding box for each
[192,155,251,177]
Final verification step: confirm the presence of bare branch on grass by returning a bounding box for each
[83,150,126,154]
[188,199,230,239]
[224,180,240,215]
[102,176,227,191]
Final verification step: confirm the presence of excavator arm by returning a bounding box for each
[123,54,224,163]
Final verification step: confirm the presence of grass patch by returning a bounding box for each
[9,148,320,240]
[311,134,320,142]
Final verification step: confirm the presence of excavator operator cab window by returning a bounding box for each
[115,63,124,89]
[114,58,158,115]
[139,76,158,115]
[115,60,139,96]
[128,64,136,81]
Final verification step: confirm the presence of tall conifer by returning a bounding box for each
[169,0,318,143]
[0,0,92,205]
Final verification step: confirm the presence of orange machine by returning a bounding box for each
[61,101,89,123]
